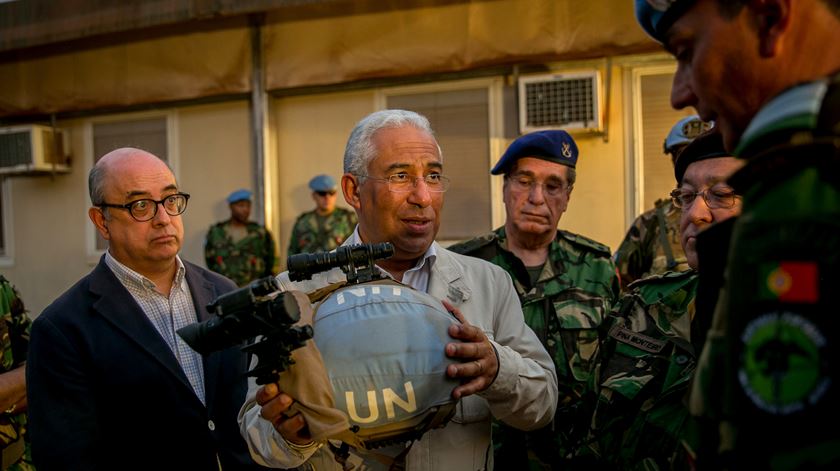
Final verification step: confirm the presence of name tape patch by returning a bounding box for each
[609,325,667,353]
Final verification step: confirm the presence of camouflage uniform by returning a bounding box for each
[689,74,840,469]
[0,276,33,471]
[204,220,276,287]
[449,227,619,469]
[579,270,698,470]
[613,198,689,290]
[287,208,356,256]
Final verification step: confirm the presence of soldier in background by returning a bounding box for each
[577,131,742,469]
[0,276,33,471]
[635,0,840,468]
[287,174,356,256]
[613,115,712,289]
[449,130,619,469]
[205,189,276,287]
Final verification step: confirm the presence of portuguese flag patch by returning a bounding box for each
[759,261,819,303]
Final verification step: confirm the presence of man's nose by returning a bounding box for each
[407,177,433,206]
[151,201,173,224]
[671,64,696,110]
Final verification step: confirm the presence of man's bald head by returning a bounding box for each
[89,148,169,206]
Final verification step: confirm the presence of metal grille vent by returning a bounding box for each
[0,125,70,175]
[0,131,34,168]
[518,71,602,133]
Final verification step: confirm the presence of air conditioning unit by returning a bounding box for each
[0,125,71,176]
[518,71,603,134]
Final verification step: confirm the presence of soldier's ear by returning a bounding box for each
[342,173,362,210]
[749,0,791,58]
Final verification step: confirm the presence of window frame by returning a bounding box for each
[374,77,506,244]
[622,60,679,228]
[0,178,14,267]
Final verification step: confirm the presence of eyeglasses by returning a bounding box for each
[315,191,336,197]
[506,173,569,197]
[358,173,450,193]
[670,186,739,209]
[98,193,190,222]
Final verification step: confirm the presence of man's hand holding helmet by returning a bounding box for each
[256,383,313,445]
[443,300,499,399]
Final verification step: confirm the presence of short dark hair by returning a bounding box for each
[88,161,108,206]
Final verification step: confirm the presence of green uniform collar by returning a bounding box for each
[736,78,829,156]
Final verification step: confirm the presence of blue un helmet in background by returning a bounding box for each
[309,174,338,193]
[664,115,714,161]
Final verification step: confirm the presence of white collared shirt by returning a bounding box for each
[105,251,206,405]
[344,227,437,293]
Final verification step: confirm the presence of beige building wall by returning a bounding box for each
[271,91,375,269]
[178,101,254,269]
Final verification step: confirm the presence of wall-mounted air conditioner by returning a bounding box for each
[518,71,603,134]
[0,125,71,175]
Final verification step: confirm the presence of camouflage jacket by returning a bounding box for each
[449,227,619,468]
[0,276,33,471]
[689,74,840,469]
[613,198,689,291]
[287,208,356,256]
[580,270,698,470]
[204,220,276,287]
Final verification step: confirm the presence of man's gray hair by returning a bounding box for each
[343,109,441,177]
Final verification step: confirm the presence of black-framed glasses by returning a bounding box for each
[670,186,738,209]
[315,191,336,197]
[358,173,450,193]
[98,193,190,222]
[506,173,569,197]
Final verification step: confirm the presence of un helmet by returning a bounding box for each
[664,115,714,156]
[312,280,460,450]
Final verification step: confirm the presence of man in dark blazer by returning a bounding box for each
[26,147,267,470]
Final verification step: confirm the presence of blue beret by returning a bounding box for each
[309,174,337,192]
[227,189,252,204]
[664,115,714,155]
[491,130,579,175]
[635,0,697,43]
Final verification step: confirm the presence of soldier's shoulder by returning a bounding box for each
[335,207,357,222]
[207,220,228,231]
[447,232,498,256]
[653,197,672,209]
[246,221,269,231]
[336,207,355,216]
[627,270,698,304]
[293,210,316,222]
[556,230,612,258]
[629,269,696,287]
[632,206,660,224]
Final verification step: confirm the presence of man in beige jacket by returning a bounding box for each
[239,109,557,470]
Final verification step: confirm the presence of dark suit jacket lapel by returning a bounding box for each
[88,257,200,401]
[185,262,225,409]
